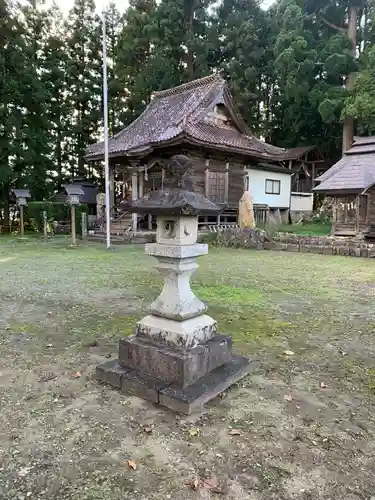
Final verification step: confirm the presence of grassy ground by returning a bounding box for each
[1,237,375,500]
[274,222,332,236]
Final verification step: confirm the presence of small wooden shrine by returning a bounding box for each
[314,136,375,237]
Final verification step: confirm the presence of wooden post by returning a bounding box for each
[81,212,87,239]
[205,158,210,198]
[355,195,360,236]
[71,205,76,245]
[225,161,229,203]
[205,168,210,197]
[139,170,144,198]
[19,205,24,238]
[332,198,337,235]
[131,171,138,232]
[43,211,48,242]
[109,168,115,210]
[311,162,316,189]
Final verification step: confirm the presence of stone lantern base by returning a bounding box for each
[97,335,252,414]
[97,243,253,413]
[96,154,253,413]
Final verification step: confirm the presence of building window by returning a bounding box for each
[265,179,281,195]
[207,171,226,202]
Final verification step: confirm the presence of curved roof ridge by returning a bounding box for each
[152,73,224,99]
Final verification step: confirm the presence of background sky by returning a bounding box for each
[54,0,275,14]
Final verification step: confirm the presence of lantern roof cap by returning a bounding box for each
[11,188,31,198]
[63,184,85,196]
[123,155,223,216]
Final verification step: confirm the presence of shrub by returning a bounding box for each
[199,228,269,249]
[27,201,88,233]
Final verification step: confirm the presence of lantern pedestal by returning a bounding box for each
[97,239,253,413]
[96,155,253,413]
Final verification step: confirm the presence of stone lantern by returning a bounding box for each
[97,155,251,413]
[63,184,84,246]
[11,188,31,238]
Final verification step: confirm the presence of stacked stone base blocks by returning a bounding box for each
[97,333,249,414]
[274,233,375,258]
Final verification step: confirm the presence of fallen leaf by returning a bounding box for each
[188,427,200,437]
[201,476,218,490]
[228,429,242,436]
[283,350,295,356]
[186,476,199,491]
[284,394,293,401]
[18,467,32,477]
[72,371,82,378]
[127,459,137,470]
[320,381,327,389]
[86,340,98,348]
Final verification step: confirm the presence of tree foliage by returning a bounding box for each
[1,0,375,230]
[343,45,375,134]
[209,0,269,132]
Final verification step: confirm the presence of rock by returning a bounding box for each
[239,191,255,229]
[215,228,270,249]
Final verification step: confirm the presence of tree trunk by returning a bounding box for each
[342,5,357,153]
[185,0,195,80]
[3,192,10,234]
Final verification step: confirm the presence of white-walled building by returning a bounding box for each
[246,164,314,221]
[246,164,291,209]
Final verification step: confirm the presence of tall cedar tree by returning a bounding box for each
[104,2,123,135]
[305,0,362,152]
[209,0,269,133]
[42,3,71,188]
[0,0,23,229]
[19,0,52,200]
[342,0,375,134]
[115,0,156,126]
[65,0,102,178]
[271,0,318,148]
[150,0,213,87]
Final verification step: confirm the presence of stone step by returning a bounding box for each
[87,235,126,245]
[87,232,154,245]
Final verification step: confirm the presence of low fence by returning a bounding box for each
[253,205,269,226]
[200,228,375,259]
[290,192,314,212]
[273,233,375,258]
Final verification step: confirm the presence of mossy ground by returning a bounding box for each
[1,237,375,499]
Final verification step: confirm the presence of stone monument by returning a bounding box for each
[96,154,252,413]
[239,190,255,229]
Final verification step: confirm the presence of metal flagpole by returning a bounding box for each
[102,10,111,249]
